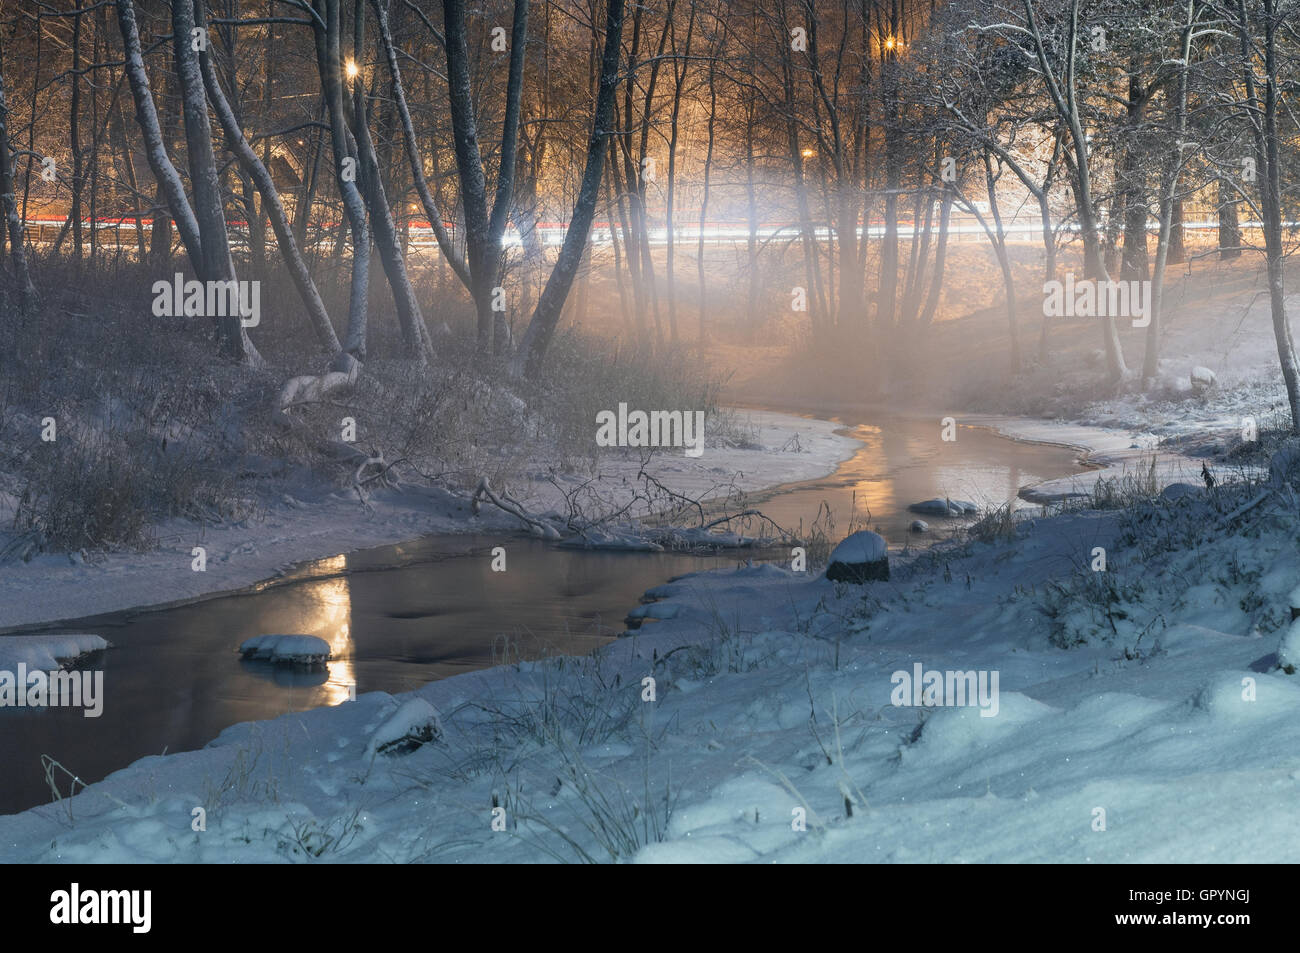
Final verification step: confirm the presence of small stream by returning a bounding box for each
[0,412,1089,816]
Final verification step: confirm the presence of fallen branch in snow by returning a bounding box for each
[1217,488,1273,527]
[337,446,401,509]
[274,353,362,426]
[636,463,710,527]
[270,354,403,510]
[536,451,798,550]
[471,477,561,540]
[695,508,799,539]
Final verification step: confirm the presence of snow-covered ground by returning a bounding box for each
[4,250,1297,859]
[967,416,1226,503]
[2,439,1296,860]
[0,409,856,631]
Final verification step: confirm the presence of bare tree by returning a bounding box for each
[115,0,260,364]
[1217,0,1300,429]
[0,34,37,310]
[442,0,530,355]
[517,0,627,377]
[194,0,341,355]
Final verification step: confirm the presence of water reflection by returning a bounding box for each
[0,415,1090,815]
[308,556,356,706]
[738,416,1087,544]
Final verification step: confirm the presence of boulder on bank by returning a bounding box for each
[909,498,978,517]
[1190,366,1217,392]
[1159,482,1202,504]
[825,531,889,583]
[910,520,929,534]
[239,634,332,667]
[367,698,443,757]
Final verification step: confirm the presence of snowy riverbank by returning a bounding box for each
[968,415,1219,503]
[3,436,1297,859]
[4,395,1297,860]
[0,409,857,631]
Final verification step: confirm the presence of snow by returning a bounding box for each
[4,327,1300,862]
[1278,621,1300,674]
[365,698,443,758]
[964,416,1247,504]
[238,635,332,666]
[0,634,108,672]
[1269,440,1300,486]
[827,530,888,564]
[2,474,1299,861]
[1159,482,1202,503]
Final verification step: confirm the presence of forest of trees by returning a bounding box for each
[1,0,1299,425]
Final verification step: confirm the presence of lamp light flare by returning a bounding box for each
[345,59,359,79]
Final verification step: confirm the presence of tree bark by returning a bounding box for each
[197,0,341,355]
[0,36,37,309]
[517,0,626,377]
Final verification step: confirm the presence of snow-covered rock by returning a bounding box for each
[1159,482,1202,503]
[366,698,442,757]
[1190,366,1217,392]
[909,498,978,517]
[825,531,889,583]
[910,520,929,533]
[239,634,332,667]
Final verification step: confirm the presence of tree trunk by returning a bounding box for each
[312,0,370,361]
[172,0,259,363]
[1217,177,1240,260]
[517,0,626,377]
[0,36,37,309]
[198,1,341,355]
[1167,197,1185,265]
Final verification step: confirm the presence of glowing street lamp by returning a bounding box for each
[801,147,816,159]
[345,59,360,80]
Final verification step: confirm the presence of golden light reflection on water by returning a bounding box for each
[300,554,356,706]
[838,425,894,521]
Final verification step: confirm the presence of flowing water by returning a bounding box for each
[0,412,1089,815]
